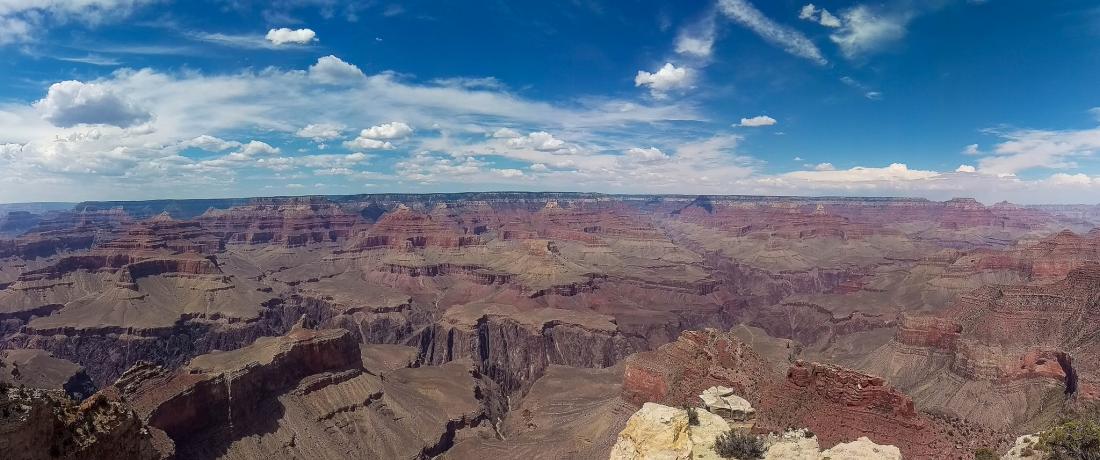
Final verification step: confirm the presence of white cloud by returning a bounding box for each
[218,140,280,162]
[492,168,524,178]
[813,162,836,171]
[782,163,938,184]
[1047,173,1095,186]
[265,27,317,45]
[675,15,717,59]
[738,115,777,127]
[491,127,522,138]
[634,63,692,97]
[798,4,841,28]
[359,121,413,139]
[344,152,371,162]
[962,144,980,155]
[0,16,33,44]
[818,9,841,28]
[184,135,239,151]
[956,165,977,173]
[343,138,394,150]
[295,123,344,141]
[308,55,365,84]
[0,54,702,202]
[342,121,411,149]
[0,0,153,45]
[35,80,151,128]
[830,5,912,59]
[626,147,669,163]
[976,125,1100,175]
[529,163,549,172]
[507,131,568,151]
[432,76,507,91]
[717,0,827,65]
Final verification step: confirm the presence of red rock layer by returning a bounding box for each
[200,201,364,247]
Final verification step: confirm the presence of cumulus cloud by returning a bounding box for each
[223,140,280,161]
[717,0,827,65]
[635,63,692,98]
[813,162,836,171]
[782,163,938,184]
[265,27,317,45]
[491,127,522,138]
[359,121,413,139]
[343,138,394,150]
[626,147,669,163]
[798,4,841,28]
[295,123,345,141]
[342,122,411,150]
[35,80,151,128]
[308,55,365,84]
[956,164,977,173]
[738,115,777,127]
[184,135,239,151]
[506,131,568,151]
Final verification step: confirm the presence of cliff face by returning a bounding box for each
[104,327,504,460]
[116,327,362,442]
[417,306,644,394]
[860,265,1100,432]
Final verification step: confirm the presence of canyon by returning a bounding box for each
[2,192,1099,459]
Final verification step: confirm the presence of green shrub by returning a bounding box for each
[973,447,998,460]
[1038,419,1100,460]
[713,429,767,460]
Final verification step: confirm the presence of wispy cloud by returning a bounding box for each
[52,54,122,66]
[716,0,827,65]
[829,5,913,59]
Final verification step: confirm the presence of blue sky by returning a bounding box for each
[1,0,1100,203]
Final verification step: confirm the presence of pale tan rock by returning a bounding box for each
[700,386,756,421]
[763,430,821,460]
[820,437,902,460]
[1001,434,1047,460]
[611,403,904,460]
[609,402,730,460]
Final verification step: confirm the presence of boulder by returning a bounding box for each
[700,385,755,421]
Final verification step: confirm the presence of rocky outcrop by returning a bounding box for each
[784,361,915,418]
[609,402,732,460]
[622,328,773,407]
[0,386,168,459]
[609,402,904,460]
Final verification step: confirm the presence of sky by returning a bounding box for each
[1,0,1100,204]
